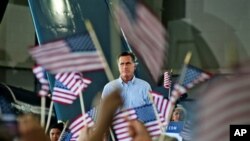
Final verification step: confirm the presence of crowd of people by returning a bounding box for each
[1,51,250,141]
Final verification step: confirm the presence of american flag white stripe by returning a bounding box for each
[115,2,167,82]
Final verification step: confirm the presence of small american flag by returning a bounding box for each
[32,65,49,97]
[112,104,162,141]
[55,72,92,95]
[52,80,77,104]
[150,91,169,122]
[194,73,250,141]
[163,71,171,89]
[180,64,212,89]
[69,108,96,140]
[115,1,167,83]
[59,131,72,141]
[29,33,105,74]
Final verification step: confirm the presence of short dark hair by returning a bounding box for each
[50,122,64,132]
[117,51,136,62]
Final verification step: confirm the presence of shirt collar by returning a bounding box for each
[118,76,136,84]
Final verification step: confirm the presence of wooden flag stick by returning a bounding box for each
[58,121,69,141]
[165,52,192,127]
[41,96,46,128]
[85,20,114,81]
[184,51,192,64]
[45,100,54,133]
[79,91,87,119]
[148,93,165,133]
[179,51,192,84]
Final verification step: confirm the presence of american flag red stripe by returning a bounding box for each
[115,2,167,82]
[32,66,49,97]
[29,33,105,74]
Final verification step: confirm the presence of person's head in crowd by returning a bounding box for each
[171,104,186,122]
[17,112,40,136]
[49,123,64,141]
[117,51,137,83]
[17,112,50,141]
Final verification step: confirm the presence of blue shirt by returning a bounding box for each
[102,76,152,109]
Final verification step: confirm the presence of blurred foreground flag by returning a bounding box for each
[194,63,250,141]
[115,1,167,83]
[29,33,105,74]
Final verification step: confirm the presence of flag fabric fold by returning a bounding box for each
[52,73,92,105]
[55,72,92,95]
[115,1,167,83]
[29,33,105,74]
[52,80,77,104]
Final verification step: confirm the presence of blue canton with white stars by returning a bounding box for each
[135,104,156,123]
[54,80,70,90]
[182,65,204,86]
[66,33,96,52]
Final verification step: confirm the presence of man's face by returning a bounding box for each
[118,55,136,82]
[49,128,61,141]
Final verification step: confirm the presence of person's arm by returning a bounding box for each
[78,89,123,141]
[128,120,152,141]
